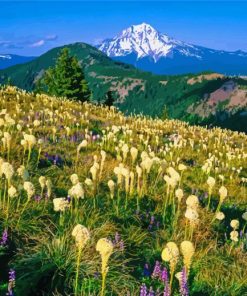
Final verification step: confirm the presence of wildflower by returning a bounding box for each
[176,267,189,296]
[185,208,199,221]
[180,241,195,275]
[85,178,93,187]
[53,197,69,212]
[6,182,16,196]
[1,162,14,183]
[130,147,138,163]
[161,242,179,288]
[17,165,29,180]
[96,238,114,275]
[7,269,15,296]
[23,181,35,200]
[0,229,8,246]
[140,283,148,296]
[219,186,227,201]
[70,173,79,185]
[175,188,183,202]
[152,261,162,279]
[96,238,114,296]
[207,176,216,190]
[230,219,239,230]
[107,180,115,199]
[39,176,46,190]
[72,224,90,248]
[215,211,225,221]
[68,183,84,199]
[230,230,239,242]
[178,164,187,171]
[186,195,199,209]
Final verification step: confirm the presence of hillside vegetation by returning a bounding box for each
[0,86,247,296]
[0,43,246,132]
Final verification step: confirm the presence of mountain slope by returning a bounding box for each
[98,23,247,75]
[0,54,35,69]
[0,42,246,132]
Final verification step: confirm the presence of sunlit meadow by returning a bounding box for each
[0,85,247,296]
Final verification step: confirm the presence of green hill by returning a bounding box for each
[0,42,247,132]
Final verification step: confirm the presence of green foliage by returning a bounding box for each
[37,47,90,101]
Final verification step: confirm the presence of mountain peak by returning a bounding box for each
[99,22,176,61]
[98,22,199,62]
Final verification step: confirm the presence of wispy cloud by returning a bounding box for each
[0,34,58,50]
[29,39,45,47]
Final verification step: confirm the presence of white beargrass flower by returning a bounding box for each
[175,188,183,202]
[8,185,17,198]
[96,238,114,275]
[207,176,216,190]
[70,173,79,185]
[215,211,225,221]
[68,183,84,199]
[107,180,115,199]
[1,162,14,182]
[130,147,138,163]
[39,176,46,189]
[186,195,199,209]
[17,165,29,180]
[230,219,239,230]
[53,197,69,212]
[180,241,195,274]
[23,181,35,200]
[85,178,93,187]
[230,230,239,242]
[72,224,90,248]
[219,186,227,201]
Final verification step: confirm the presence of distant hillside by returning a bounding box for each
[0,54,35,69]
[0,42,246,132]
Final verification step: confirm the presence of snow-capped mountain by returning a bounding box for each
[0,54,35,69]
[98,23,247,75]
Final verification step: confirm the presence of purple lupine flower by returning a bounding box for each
[240,230,243,239]
[34,195,41,202]
[147,287,155,296]
[140,284,148,296]
[0,229,8,246]
[152,261,162,279]
[7,269,15,296]
[163,284,170,296]
[66,195,71,203]
[161,267,168,283]
[150,215,155,224]
[143,263,151,277]
[161,268,170,296]
[179,267,189,296]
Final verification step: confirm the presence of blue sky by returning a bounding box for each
[0,1,247,56]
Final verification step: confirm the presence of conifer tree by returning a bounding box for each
[39,48,90,101]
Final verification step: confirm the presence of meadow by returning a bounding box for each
[0,85,246,296]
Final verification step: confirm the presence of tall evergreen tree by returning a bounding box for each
[38,48,90,101]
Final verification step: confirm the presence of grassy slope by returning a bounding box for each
[0,86,247,296]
